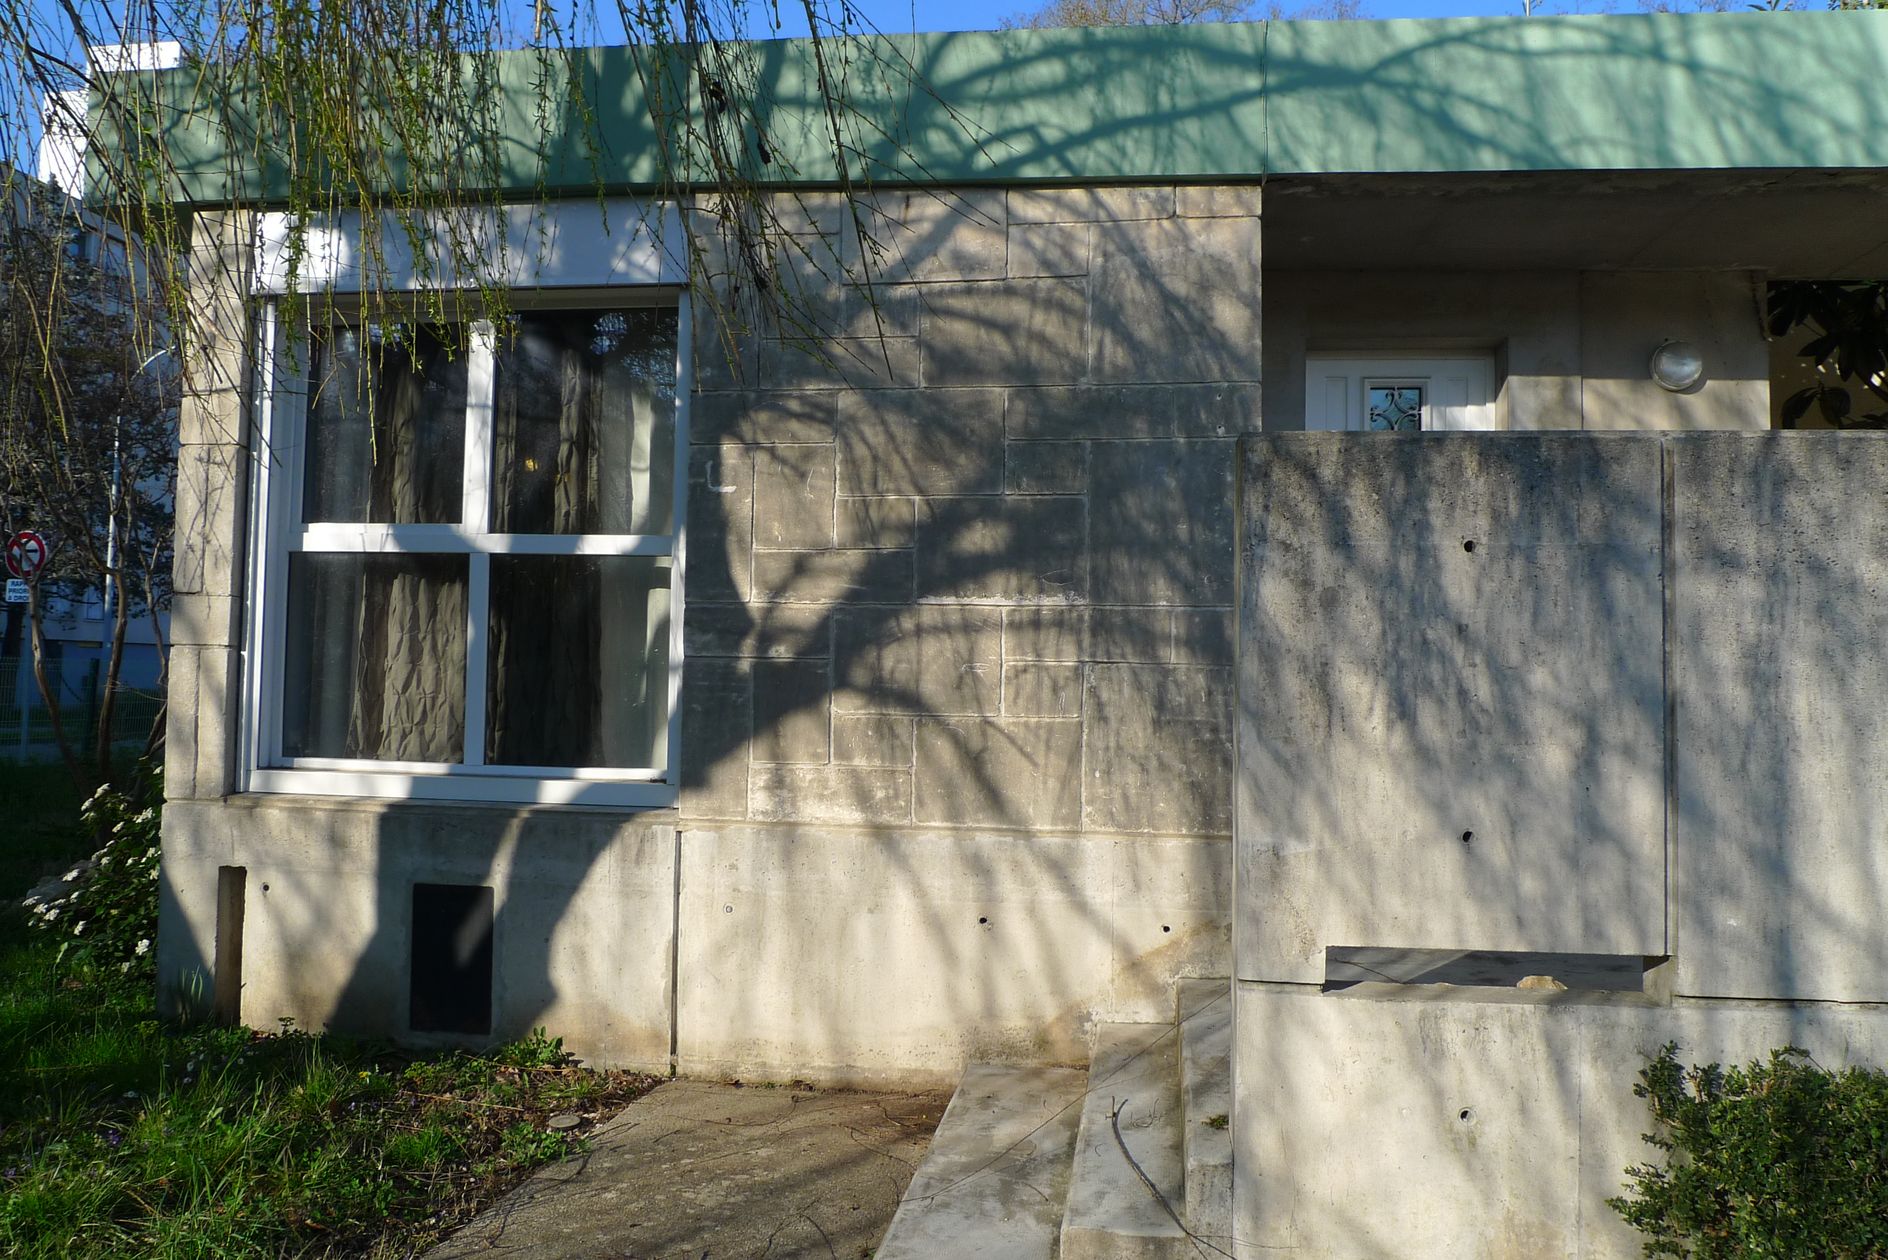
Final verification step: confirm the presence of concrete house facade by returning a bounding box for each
[150,11,1888,1255]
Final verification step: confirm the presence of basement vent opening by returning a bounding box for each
[1323,947,1660,994]
[411,883,495,1035]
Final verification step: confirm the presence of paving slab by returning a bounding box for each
[423,1078,948,1260]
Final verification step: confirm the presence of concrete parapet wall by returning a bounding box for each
[1235,431,1888,1257]
[1238,431,1888,1003]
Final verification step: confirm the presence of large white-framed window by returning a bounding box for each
[242,289,690,808]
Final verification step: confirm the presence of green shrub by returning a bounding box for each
[1611,1043,1888,1258]
[21,765,161,978]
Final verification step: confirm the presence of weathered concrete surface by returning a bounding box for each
[876,1064,1087,1260]
[1061,1023,1188,1260]
[682,186,1255,839]
[1237,435,1667,984]
[1671,433,1888,1004]
[1232,981,1888,1260]
[423,1078,949,1260]
[158,797,678,1070]
[676,825,1229,1084]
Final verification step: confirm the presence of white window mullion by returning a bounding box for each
[463,551,490,768]
[666,290,693,785]
[460,322,496,767]
[464,321,496,533]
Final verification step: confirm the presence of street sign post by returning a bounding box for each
[4,530,49,582]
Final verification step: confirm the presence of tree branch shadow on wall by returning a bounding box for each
[153,17,1888,1253]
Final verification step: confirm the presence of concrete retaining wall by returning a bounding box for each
[1235,431,1888,1257]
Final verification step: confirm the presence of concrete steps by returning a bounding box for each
[878,979,1233,1260]
[1177,978,1234,1255]
[875,1064,1087,1260]
[1060,1021,1190,1260]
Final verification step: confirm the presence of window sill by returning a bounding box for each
[245,768,679,810]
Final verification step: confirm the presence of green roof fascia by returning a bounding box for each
[134,11,1888,208]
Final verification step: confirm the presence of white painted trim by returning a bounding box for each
[1304,354,1497,432]
[293,524,676,556]
[241,292,690,805]
[666,291,693,780]
[253,201,688,296]
[248,768,677,809]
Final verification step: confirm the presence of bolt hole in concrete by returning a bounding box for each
[1162,924,1172,933]
[1463,538,1477,553]
[1323,947,1658,993]
[978,916,989,925]
[1460,829,1473,844]
[1459,1108,1474,1123]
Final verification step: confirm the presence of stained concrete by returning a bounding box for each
[675,825,1228,1084]
[422,1078,949,1260]
[1670,433,1888,1004]
[1237,434,1668,985]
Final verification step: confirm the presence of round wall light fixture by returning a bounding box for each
[1650,340,1705,393]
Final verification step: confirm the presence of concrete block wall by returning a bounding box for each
[157,187,1255,1079]
[668,184,1258,1077]
[681,184,1261,839]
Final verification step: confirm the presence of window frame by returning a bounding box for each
[240,287,691,808]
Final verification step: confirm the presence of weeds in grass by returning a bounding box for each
[0,915,660,1258]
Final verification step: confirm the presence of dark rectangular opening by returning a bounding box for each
[410,883,495,1034]
[1324,947,1658,994]
[212,866,246,1027]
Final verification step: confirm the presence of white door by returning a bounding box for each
[1304,356,1496,432]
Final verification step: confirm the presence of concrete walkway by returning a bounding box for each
[423,1078,950,1260]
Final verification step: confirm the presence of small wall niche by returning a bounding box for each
[410,883,495,1035]
[1324,946,1661,994]
[213,866,246,1027]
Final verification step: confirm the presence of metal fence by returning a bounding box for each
[0,654,164,759]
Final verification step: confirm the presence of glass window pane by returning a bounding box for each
[282,553,468,762]
[491,309,677,536]
[1367,384,1424,432]
[486,556,672,768]
[304,324,467,524]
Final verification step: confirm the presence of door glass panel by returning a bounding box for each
[1367,384,1425,432]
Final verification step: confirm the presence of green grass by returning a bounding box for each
[1,817,661,1259]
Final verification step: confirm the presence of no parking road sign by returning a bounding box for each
[4,530,49,582]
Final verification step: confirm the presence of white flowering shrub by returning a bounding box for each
[22,764,161,977]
